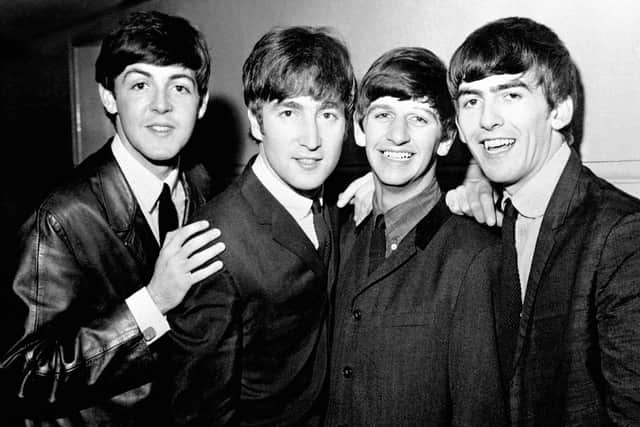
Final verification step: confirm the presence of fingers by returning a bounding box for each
[189,260,224,284]
[162,220,211,249]
[181,228,223,257]
[445,187,464,215]
[479,191,497,227]
[465,183,487,225]
[185,243,226,272]
[337,172,373,208]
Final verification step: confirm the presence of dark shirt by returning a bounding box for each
[372,179,441,257]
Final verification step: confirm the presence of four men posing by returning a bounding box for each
[1,9,639,427]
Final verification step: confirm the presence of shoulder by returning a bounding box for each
[439,214,500,253]
[190,178,251,225]
[579,165,640,219]
[29,145,120,230]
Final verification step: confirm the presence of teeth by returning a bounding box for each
[482,138,514,153]
[298,158,319,165]
[383,151,413,160]
[149,125,172,132]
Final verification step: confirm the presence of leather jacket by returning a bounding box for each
[1,142,209,426]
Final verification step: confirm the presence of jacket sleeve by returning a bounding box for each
[0,208,154,414]
[163,269,242,427]
[596,212,640,425]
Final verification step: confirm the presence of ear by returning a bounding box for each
[247,109,264,141]
[436,138,453,156]
[98,84,118,115]
[197,91,210,119]
[550,96,573,131]
[353,118,366,147]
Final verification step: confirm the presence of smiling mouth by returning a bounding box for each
[382,151,414,161]
[482,138,515,154]
[147,124,174,133]
[296,158,322,167]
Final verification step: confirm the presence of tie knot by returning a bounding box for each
[503,198,518,221]
[160,183,172,204]
[374,214,386,231]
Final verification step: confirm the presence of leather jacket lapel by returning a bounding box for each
[93,142,160,274]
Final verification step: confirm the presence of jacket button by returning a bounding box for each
[352,309,361,321]
[342,366,353,378]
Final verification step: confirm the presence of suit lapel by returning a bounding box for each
[511,150,583,376]
[355,197,450,297]
[240,165,327,283]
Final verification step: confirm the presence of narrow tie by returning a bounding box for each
[158,183,179,246]
[368,214,386,275]
[498,198,522,385]
[311,197,331,266]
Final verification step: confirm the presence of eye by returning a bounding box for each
[409,115,429,126]
[505,91,522,101]
[321,111,339,121]
[131,82,148,91]
[174,85,192,94]
[373,111,392,120]
[461,97,479,109]
[279,109,294,118]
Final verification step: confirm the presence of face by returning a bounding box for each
[455,72,571,194]
[99,63,208,178]
[249,95,346,192]
[357,96,451,202]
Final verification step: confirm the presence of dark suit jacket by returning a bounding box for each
[508,149,640,426]
[164,164,339,426]
[325,198,507,427]
[0,142,209,426]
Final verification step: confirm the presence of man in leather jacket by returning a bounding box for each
[1,11,225,426]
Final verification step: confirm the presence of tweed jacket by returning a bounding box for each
[507,149,640,426]
[326,198,507,427]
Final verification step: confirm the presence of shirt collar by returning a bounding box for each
[111,134,180,214]
[505,143,571,219]
[251,153,316,221]
[372,178,442,247]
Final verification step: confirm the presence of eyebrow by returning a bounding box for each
[367,102,437,116]
[277,100,303,110]
[122,68,196,85]
[457,78,532,99]
[319,100,342,110]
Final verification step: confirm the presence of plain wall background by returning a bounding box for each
[3,0,640,235]
[145,0,640,195]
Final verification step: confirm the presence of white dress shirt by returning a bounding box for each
[252,153,322,248]
[503,143,571,301]
[111,135,185,344]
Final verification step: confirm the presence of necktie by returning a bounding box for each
[498,198,522,383]
[368,214,386,275]
[158,183,179,246]
[311,197,331,265]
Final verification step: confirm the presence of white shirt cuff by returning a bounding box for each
[125,287,171,345]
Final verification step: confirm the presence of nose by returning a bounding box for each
[387,116,410,144]
[151,89,173,114]
[479,101,503,130]
[299,117,321,150]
